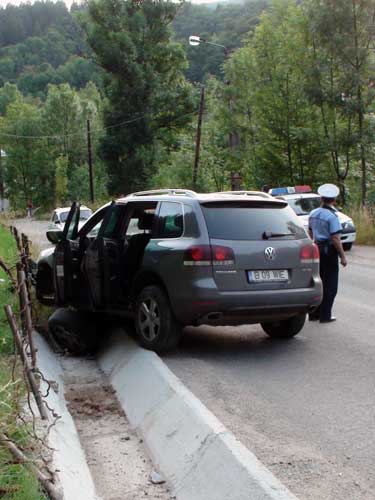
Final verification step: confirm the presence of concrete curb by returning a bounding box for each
[35,334,100,500]
[98,329,299,500]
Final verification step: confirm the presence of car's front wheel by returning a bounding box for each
[261,313,306,339]
[135,285,182,352]
[343,242,353,251]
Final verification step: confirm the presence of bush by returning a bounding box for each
[349,207,375,246]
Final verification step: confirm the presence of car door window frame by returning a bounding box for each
[77,205,110,239]
[62,202,80,241]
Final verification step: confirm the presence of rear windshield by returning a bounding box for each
[287,197,320,216]
[202,203,306,240]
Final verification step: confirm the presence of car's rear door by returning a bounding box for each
[54,202,81,305]
[200,200,314,292]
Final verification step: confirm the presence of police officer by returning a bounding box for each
[308,184,347,323]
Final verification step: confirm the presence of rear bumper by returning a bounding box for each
[172,279,323,326]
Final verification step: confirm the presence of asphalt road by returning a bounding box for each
[163,246,375,500]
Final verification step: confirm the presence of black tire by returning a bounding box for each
[48,308,98,355]
[135,285,182,352]
[343,242,352,251]
[261,313,306,339]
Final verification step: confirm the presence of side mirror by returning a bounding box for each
[46,229,63,244]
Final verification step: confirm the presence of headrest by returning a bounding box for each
[138,213,154,231]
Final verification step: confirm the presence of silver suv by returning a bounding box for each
[37,189,322,352]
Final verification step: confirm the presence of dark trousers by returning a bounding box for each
[312,245,339,321]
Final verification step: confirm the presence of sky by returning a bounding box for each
[0,0,219,6]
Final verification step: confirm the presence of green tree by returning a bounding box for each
[306,0,375,205]
[224,1,327,189]
[55,155,68,205]
[0,99,55,210]
[82,0,195,195]
[0,83,21,115]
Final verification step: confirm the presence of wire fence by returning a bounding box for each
[0,226,62,500]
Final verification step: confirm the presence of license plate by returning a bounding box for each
[248,269,288,283]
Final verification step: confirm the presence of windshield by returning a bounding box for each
[287,197,320,216]
[59,209,92,223]
[202,204,306,240]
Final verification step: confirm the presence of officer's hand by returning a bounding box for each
[340,256,348,267]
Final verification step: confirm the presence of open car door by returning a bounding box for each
[54,202,81,305]
[82,201,125,309]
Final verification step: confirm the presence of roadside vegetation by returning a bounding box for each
[0,224,45,500]
[349,208,375,246]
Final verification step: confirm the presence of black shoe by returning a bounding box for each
[309,315,319,321]
[320,317,337,323]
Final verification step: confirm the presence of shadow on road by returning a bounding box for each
[164,324,310,365]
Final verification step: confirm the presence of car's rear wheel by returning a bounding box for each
[135,285,182,352]
[48,308,98,354]
[343,242,353,251]
[261,313,306,338]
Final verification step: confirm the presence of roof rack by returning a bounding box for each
[127,189,198,199]
[213,190,273,199]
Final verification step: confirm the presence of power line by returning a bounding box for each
[0,115,147,140]
[0,106,199,140]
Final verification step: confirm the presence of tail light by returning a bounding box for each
[184,245,212,266]
[184,245,235,266]
[300,243,319,264]
[212,245,235,265]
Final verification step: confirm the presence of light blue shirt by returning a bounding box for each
[309,206,342,242]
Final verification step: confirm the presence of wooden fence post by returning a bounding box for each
[4,305,47,420]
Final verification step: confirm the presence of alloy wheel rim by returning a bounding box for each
[138,298,161,341]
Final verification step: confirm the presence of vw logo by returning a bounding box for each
[264,247,276,260]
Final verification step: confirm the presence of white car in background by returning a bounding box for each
[269,186,356,251]
[50,206,93,231]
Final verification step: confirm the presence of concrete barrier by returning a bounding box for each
[35,334,99,500]
[98,329,298,500]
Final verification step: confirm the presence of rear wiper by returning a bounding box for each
[262,231,294,239]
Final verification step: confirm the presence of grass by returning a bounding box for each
[349,207,375,246]
[0,224,18,355]
[0,224,46,500]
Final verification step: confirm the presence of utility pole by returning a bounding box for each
[193,85,205,189]
[189,35,241,190]
[86,119,94,203]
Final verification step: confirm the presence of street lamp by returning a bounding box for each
[189,35,228,53]
[188,35,241,190]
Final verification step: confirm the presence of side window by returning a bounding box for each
[125,209,156,238]
[157,202,184,239]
